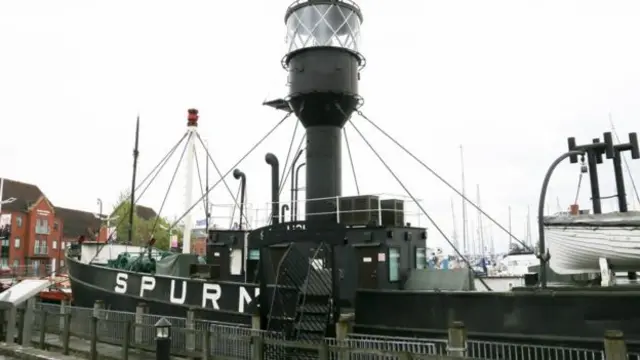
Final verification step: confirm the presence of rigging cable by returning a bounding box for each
[356,109,531,251]
[195,133,252,229]
[609,117,640,208]
[344,126,360,195]
[346,115,491,291]
[151,132,191,234]
[86,131,189,265]
[348,116,491,291]
[169,111,293,229]
[193,146,210,227]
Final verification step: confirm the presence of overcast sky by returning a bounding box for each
[1,0,639,253]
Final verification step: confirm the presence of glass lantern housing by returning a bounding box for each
[155,318,171,338]
[285,0,362,55]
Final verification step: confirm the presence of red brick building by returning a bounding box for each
[0,178,107,276]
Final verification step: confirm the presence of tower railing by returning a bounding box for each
[203,194,427,230]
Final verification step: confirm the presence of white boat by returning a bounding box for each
[544,211,640,274]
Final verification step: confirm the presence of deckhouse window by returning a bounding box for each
[248,249,260,260]
[230,249,243,275]
[415,247,427,269]
[388,247,400,282]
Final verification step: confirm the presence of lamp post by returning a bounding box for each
[96,198,103,218]
[155,317,171,360]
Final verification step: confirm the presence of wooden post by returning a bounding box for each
[447,321,467,357]
[59,299,68,341]
[134,302,147,344]
[336,314,354,360]
[251,336,264,360]
[5,306,17,344]
[21,297,36,346]
[202,327,211,360]
[62,313,71,355]
[39,310,47,349]
[122,320,131,360]
[604,330,627,360]
[186,307,196,354]
[318,342,329,360]
[90,315,98,360]
[251,310,261,330]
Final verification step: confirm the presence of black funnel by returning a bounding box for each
[283,0,364,222]
[265,153,280,225]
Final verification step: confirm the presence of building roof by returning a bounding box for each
[0,178,49,212]
[56,207,101,239]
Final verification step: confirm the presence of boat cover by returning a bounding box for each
[543,211,640,227]
[404,268,475,291]
[155,254,203,277]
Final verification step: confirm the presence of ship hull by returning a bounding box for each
[544,211,640,274]
[66,255,257,325]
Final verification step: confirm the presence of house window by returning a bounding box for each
[53,222,59,231]
[14,237,20,249]
[53,240,57,250]
[1,238,8,247]
[0,258,7,267]
[388,247,400,282]
[62,241,66,249]
[35,217,49,234]
[16,216,22,228]
[60,259,65,268]
[415,247,427,269]
[12,260,19,268]
[34,236,48,255]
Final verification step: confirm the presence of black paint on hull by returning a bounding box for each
[66,255,256,325]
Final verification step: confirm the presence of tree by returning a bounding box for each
[109,190,172,250]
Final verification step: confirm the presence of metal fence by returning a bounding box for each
[32,303,638,360]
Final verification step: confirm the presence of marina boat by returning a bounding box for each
[67,0,640,348]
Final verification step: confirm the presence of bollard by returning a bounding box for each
[604,330,627,360]
[155,317,171,360]
[186,307,196,353]
[447,321,467,357]
[251,336,264,360]
[134,302,147,344]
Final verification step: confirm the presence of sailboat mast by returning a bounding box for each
[450,198,459,251]
[460,145,468,255]
[476,184,485,255]
[127,116,141,244]
[526,205,532,247]
[507,205,512,250]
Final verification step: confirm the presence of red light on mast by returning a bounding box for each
[187,109,199,127]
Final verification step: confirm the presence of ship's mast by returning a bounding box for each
[460,145,468,255]
[182,109,199,254]
[127,116,140,245]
